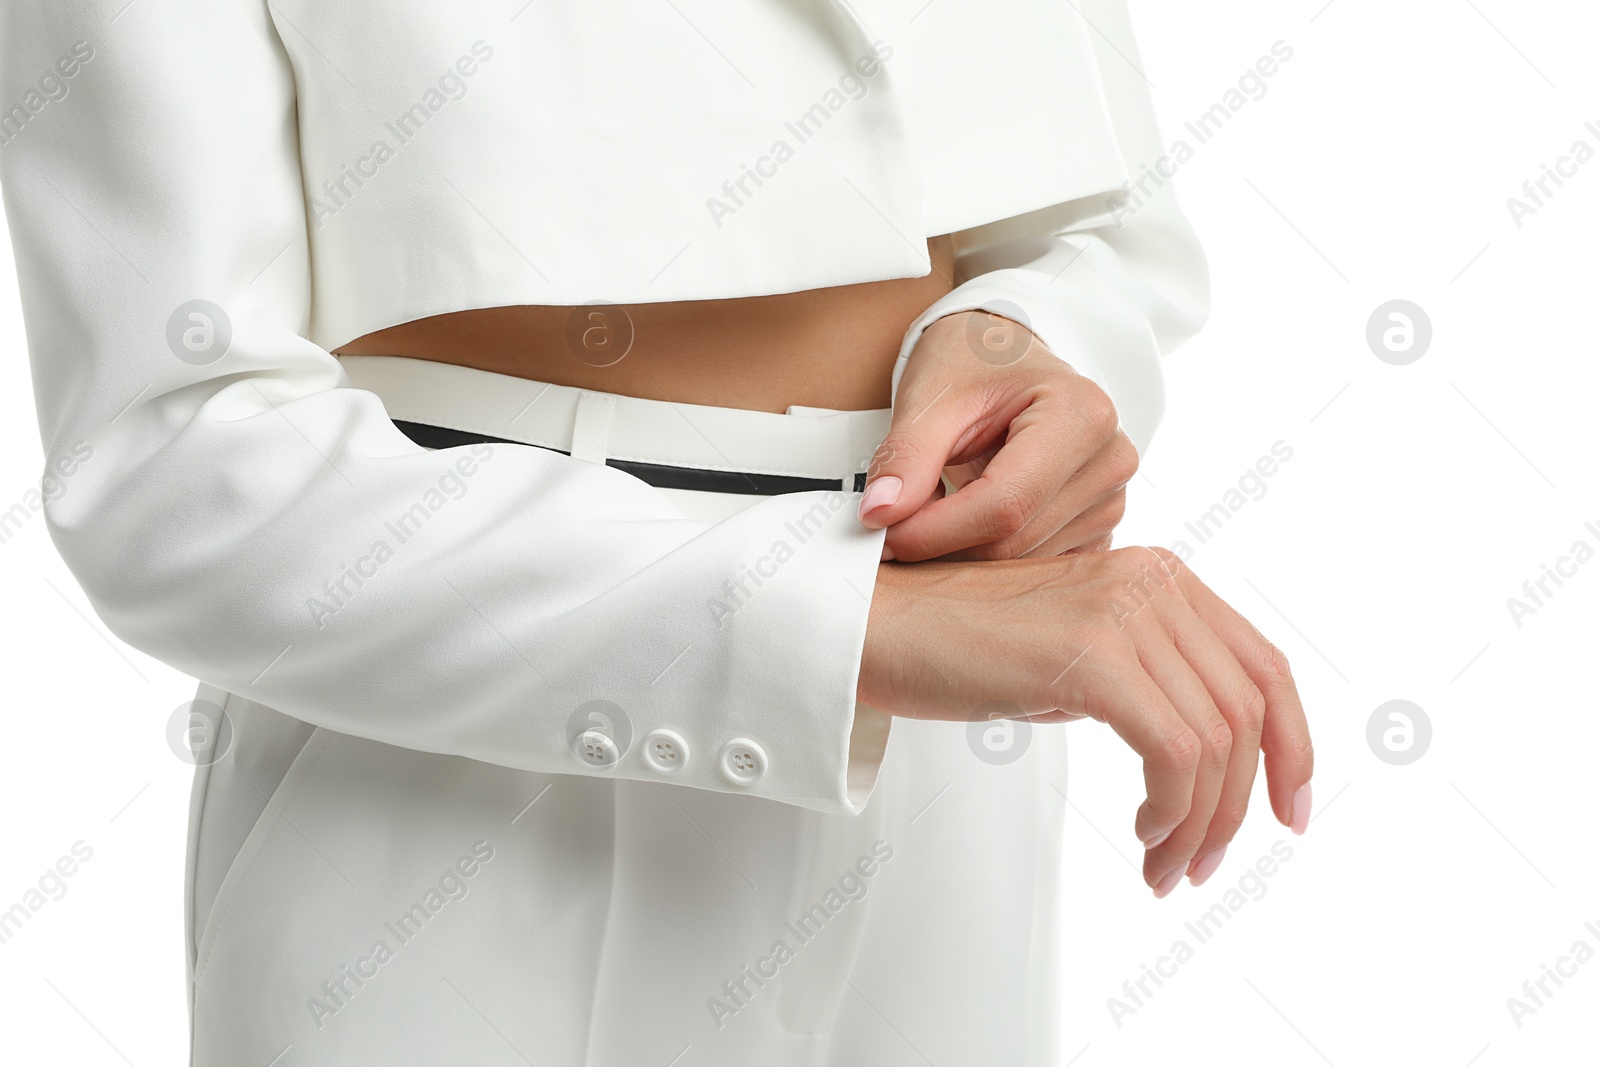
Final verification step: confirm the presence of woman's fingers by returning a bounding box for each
[875,320,1134,560]
[1024,487,1127,558]
[912,430,1135,561]
[885,410,1080,560]
[1127,634,1232,897]
[1015,709,1078,723]
[1161,552,1315,833]
[938,443,999,495]
[1069,655,1199,867]
[1157,598,1268,882]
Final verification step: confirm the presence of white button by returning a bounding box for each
[642,729,690,775]
[572,729,620,768]
[717,738,767,787]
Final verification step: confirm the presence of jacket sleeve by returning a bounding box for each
[0,1,890,814]
[890,0,1211,456]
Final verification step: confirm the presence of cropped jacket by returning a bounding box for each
[0,0,1208,815]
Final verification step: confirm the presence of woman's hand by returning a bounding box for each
[860,310,1140,561]
[857,546,1315,897]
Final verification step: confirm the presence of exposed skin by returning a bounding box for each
[339,236,1315,896]
[856,547,1314,895]
[336,237,962,414]
[858,312,1314,893]
[859,310,1140,560]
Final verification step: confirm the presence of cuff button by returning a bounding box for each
[573,729,620,768]
[717,738,767,787]
[642,729,689,775]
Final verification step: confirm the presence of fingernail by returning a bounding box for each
[1153,866,1186,899]
[857,476,902,523]
[1290,781,1312,835]
[1140,826,1174,850]
[880,542,896,562]
[1188,847,1226,887]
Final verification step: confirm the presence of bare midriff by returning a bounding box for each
[334,235,957,414]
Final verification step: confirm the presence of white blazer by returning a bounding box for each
[0,1,1209,1063]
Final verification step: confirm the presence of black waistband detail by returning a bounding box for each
[393,419,864,496]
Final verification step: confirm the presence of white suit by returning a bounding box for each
[0,0,1208,1062]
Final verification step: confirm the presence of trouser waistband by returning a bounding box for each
[337,354,892,496]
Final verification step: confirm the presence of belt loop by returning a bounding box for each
[570,390,618,465]
[848,409,892,490]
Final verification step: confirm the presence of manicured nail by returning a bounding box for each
[880,542,896,562]
[857,476,902,523]
[1290,781,1312,835]
[1188,847,1226,887]
[1140,826,1174,850]
[1153,866,1186,899]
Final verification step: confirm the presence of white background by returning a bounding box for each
[1,1,1596,1065]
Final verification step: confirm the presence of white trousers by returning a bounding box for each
[184,357,1070,1066]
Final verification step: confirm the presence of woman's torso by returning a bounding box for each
[334,236,956,412]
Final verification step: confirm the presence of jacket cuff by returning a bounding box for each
[718,492,892,815]
[564,490,894,816]
[845,698,894,813]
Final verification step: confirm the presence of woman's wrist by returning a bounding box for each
[858,560,914,710]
